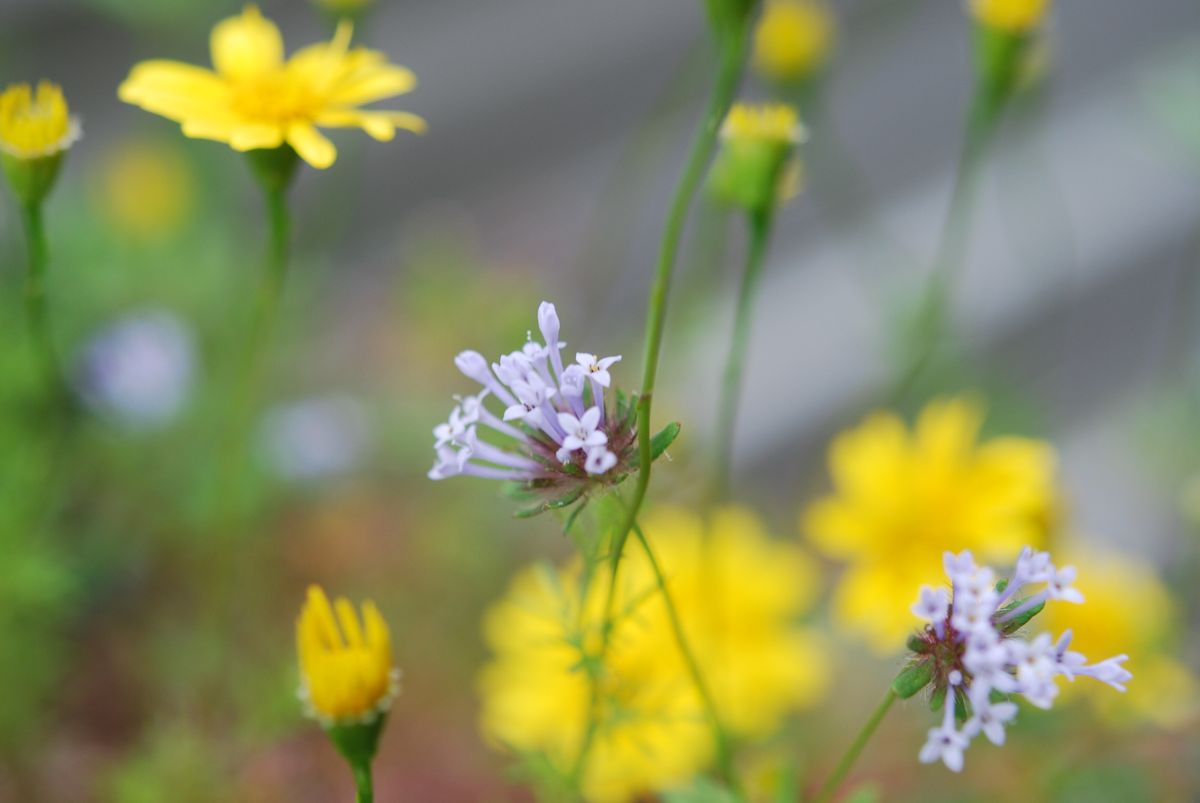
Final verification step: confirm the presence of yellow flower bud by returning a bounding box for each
[708,103,806,213]
[752,0,835,84]
[0,81,80,206]
[296,585,399,724]
[969,0,1051,34]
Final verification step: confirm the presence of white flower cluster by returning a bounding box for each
[430,301,623,482]
[912,548,1132,772]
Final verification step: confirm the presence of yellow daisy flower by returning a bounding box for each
[296,584,399,723]
[803,396,1060,653]
[479,506,829,802]
[0,81,80,159]
[969,0,1051,34]
[118,4,424,169]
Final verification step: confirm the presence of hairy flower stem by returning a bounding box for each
[631,518,738,792]
[892,93,1001,402]
[711,208,773,501]
[810,688,896,803]
[19,201,67,403]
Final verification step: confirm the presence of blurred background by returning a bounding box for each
[0,0,1198,800]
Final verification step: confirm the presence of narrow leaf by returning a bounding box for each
[892,661,935,699]
[650,422,682,461]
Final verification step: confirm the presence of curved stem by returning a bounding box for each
[631,518,738,792]
[19,201,65,398]
[711,208,773,501]
[609,21,749,643]
[810,689,896,803]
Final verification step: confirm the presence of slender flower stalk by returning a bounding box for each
[810,689,896,803]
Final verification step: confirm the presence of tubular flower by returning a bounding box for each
[0,82,80,159]
[803,397,1060,653]
[898,548,1131,772]
[752,0,835,83]
[479,506,829,803]
[429,301,679,516]
[296,585,399,724]
[1041,547,1199,728]
[118,4,424,169]
[969,0,1050,33]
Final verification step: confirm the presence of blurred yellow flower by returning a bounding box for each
[0,81,80,159]
[803,396,1059,653]
[752,0,835,83]
[479,506,829,802]
[1042,547,1199,729]
[721,103,805,146]
[970,0,1050,33]
[710,103,805,211]
[94,139,193,241]
[296,585,398,723]
[118,4,424,169]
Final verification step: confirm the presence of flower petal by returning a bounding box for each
[314,108,425,141]
[286,121,336,168]
[118,61,230,122]
[211,5,284,80]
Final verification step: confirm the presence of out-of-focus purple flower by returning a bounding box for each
[259,395,369,482]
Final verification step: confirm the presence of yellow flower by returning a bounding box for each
[721,103,805,146]
[0,81,80,159]
[1041,546,1199,729]
[296,585,398,723]
[752,0,835,83]
[118,4,424,169]
[969,0,1051,33]
[93,139,193,241]
[710,103,805,212]
[479,506,829,802]
[803,396,1059,653]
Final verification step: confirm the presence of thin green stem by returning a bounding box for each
[810,688,897,803]
[352,761,374,803]
[19,201,65,397]
[892,93,1000,402]
[631,518,738,792]
[609,20,749,646]
[711,208,773,501]
[811,686,897,801]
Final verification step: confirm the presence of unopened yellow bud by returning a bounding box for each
[753,0,835,84]
[0,81,80,206]
[709,103,806,212]
[970,0,1050,34]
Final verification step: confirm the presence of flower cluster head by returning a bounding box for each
[708,103,806,213]
[752,0,835,84]
[969,0,1051,34]
[0,81,80,205]
[898,548,1131,772]
[118,4,424,170]
[430,302,676,515]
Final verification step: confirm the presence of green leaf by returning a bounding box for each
[997,597,1044,634]
[650,422,682,461]
[907,634,931,654]
[891,661,935,699]
[513,486,585,519]
[615,389,629,423]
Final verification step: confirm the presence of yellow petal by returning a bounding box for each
[329,58,418,106]
[314,108,425,140]
[118,61,230,123]
[211,5,284,80]
[286,121,336,168]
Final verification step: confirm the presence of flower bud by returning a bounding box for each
[0,81,80,208]
[968,0,1051,110]
[707,103,805,214]
[969,0,1050,34]
[752,0,835,86]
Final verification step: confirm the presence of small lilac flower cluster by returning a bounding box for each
[430,302,636,493]
[905,548,1132,772]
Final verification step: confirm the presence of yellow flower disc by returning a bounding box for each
[753,0,835,82]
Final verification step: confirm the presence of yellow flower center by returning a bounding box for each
[0,81,77,158]
[721,103,803,145]
[230,73,319,124]
[970,0,1050,33]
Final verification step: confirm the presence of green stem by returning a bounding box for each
[810,689,896,803]
[631,518,738,792]
[352,761,374,803]
[609,19,749,643]
[711,207,773,501]
[892,92,1000,402]
[19,201,65,396]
